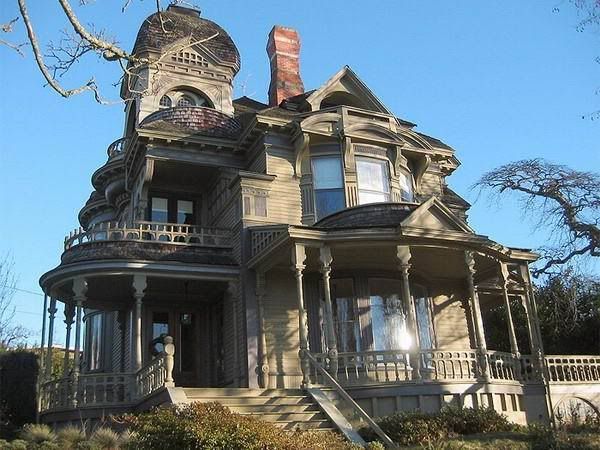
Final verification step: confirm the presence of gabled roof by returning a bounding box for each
[301,66,393,114]
[401,196,474,234]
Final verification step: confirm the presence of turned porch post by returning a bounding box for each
[292,243,310,388]
[518,264,544,354]
[255,272,270,388]
[464,251,490,380]
[132,274,147,372]
[63,303,75,375]
[71,277,87,407]
[319,246,338,378]
[500,262,520,357]
[44,297,58,378]
[397,245,421,381]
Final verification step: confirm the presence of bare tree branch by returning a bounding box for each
[0,254,30,349]
[473,158,600,277]
[1,17,27,56]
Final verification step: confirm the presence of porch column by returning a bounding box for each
[292,243,310,388]
[63,303,75,375]
[117,310,127,373]
[464,251,490,381]
[518,264,546,382]
[319,246,338,378]
[227,280,242,387]
[44,297,57,379]
[132,274,147,372]
[397,245,421,381]
[72,277,87,408]
[499,262,520,357]
[255,272,269,388]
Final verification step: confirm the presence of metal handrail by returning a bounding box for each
[305,351,396,448]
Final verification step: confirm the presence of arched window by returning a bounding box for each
[177,95,195,107]
[159,95,172,108]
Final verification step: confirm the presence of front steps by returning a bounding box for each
[180,388,336,432]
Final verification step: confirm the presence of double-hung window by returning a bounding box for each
[399,169,415,202]
[312,156,345,219]
[356,157,390,204]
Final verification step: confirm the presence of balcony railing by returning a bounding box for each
[107,137,128,159]
[545,355,600,383]
[64,221,231,251]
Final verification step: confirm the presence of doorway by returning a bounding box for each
[145,303,224,387]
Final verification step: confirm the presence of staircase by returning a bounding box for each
[181,388,336,432]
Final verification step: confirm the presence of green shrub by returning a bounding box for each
[56,425,86,449]
[6,439,28,450]
[439,406,515,435]
[121,401,355,450]
[20,424,56,444]
[89,427,121,450]
[361,411,448,446]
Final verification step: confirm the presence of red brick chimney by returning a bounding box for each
[267,26,304,106]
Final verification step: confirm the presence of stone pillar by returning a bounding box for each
[44,298,58,379]
[132,274,147,372]
[319,246,338,378]
[63,303,75,375]
[163,335,175,387]
[464,251,490,380]
[397,245,421,381]
[71,277,87,407]
[500,262,520,357]
[255,272,270,388]
[292,243,310,388]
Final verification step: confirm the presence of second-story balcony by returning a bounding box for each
[60,221,233,266]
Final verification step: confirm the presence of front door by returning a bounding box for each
[146,304,224,387]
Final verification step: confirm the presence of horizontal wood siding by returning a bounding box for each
[265,147,302,225]
[431,289,471,349]
[264,269,302,388]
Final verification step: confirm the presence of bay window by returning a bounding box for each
[399,169,415,202]
[312,156,345,219]
[356,157,390,204]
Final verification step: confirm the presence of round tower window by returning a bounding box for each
[159,95,172,108]
[177,95,196,107]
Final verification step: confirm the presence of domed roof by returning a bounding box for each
[133,5,240,73]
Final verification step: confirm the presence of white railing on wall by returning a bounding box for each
[64,221,231,251]
[39,337,175,413]
[424,350,480,381]
[545,355,600,383]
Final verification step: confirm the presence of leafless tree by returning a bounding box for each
[474,159,600,277]
[0,254,30,349]
[2,0,216,104]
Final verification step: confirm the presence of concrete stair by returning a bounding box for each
[181,388,336,432]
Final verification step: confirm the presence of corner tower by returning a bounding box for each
[121,5,240,131]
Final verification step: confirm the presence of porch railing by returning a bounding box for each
[64,221,231,250]
[545,355,600,383]
[310,349,550,385]
[39,337,175,413]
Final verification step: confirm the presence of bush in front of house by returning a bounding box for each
[361,406,516,446]
[121,401,357,450]
[438,406,515,435]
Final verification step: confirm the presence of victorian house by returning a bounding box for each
[38,5,599,443]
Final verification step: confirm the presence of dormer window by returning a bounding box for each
[159,95,172,109]
[356,157,390,204]
[177,95,196,107]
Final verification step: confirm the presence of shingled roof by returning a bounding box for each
[133,5,240,73]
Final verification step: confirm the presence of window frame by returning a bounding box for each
[311,154,346,220]
[148,193,197,225]
[356,156,392,205]
[84,311,104,373]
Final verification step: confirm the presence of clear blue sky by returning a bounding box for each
[0,1,598,346]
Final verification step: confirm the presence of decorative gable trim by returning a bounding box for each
[304,66,392,114]
[401,196,474,234]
